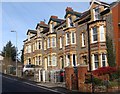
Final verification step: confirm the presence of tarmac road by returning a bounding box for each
[2,74,63,94]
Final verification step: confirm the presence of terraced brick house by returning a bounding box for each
[23,0,119,71]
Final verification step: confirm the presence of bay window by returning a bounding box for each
[44,40,47,50]
[94,54,99,69]
[52,37,56,47]
[82,32,85,47]
[51,55,56,66]
[99,25,105,41]
[60,37,62,48]
[71,32,76,44]
[101,53,106,67]
[47,38,50,48]
[48,55,51,66]
[66,33,70,45]
[91,27,98,43]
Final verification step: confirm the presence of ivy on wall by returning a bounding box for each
[106,35,116,67]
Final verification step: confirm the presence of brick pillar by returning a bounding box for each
[65,67,74,90]
[69,54,72,67]
[77,65,92,92]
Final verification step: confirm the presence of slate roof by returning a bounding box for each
[41,27,49,34]
[48,18,64,24]
[26,29,37,35]
[64,10,82,18]
[36,22,48,29]
[74,10,91,22]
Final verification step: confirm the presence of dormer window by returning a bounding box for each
[93,7,100,20]
[28,35,30,41]
[50,23,54,33]
[68,17,74,27]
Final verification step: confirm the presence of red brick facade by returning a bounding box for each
[112,3,120,67]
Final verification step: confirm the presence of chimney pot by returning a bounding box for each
[40,21,45,25]
[51,15,58,19]
[66,7,73,12]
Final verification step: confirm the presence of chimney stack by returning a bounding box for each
[66,7,73,12]
[51,15,58,19]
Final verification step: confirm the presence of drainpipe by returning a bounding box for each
[87,23,91,71]
[87,23,94,93]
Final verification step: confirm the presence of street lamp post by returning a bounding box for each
[11,30,17,76]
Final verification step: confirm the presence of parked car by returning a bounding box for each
[23,64,35,75]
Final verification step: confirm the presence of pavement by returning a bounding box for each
[37,82,66,88]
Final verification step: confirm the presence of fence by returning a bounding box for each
[34,68,65,83]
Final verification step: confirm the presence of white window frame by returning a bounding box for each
[93,7,100,21]
[51,55,56,66]
[94,54,99,69]
[101,53,106,67]
[68,17,73,27]
[50,23,54,33]
[28,45,31,53]
[71,32,76,44]
[71,54,76,67]
[47,38,50,48]
[66,54,70,67]
[48,55,51,66]
[82,32,85,47]
[91,27,98,43]
[60,37,62,48]
[36,56,39,65]
[38,56,42,65]
[38,40,42,50]
[66,33,70,46]
[44,40,47,50]
[99,25,105,42]
[52,37,56,48]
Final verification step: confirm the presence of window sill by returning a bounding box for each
[59,48,63,50]
[91,41,97,44]
[81,46,86,48]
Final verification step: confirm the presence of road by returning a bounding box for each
[2,74,63,94]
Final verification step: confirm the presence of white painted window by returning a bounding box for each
[52,37,56,47]
[28,45,31,53]
[51,55,56,66]
[91,27,98,43]
[82,32,85,47]
[66,33,70,45]
[48,55,51,66]
[66,55,70,66]
[72,54,76,66]
[68,17,73,27]
[39,56,42,65]
[50,23,54,33]
[27,35,30,41]
[37,40,42,49]
[100,25,105,42]
[36,56,39,65]
[60,37,62,48]
[32,43,34,52]
[101,53,106,67]
[44,40,47,50]
[47,38,50,48]
[93,7,100,20]
[71,32,76,44]
[35,41,37,50]
[94,54,99,69]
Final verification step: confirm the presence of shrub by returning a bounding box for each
[85,76,102,85]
